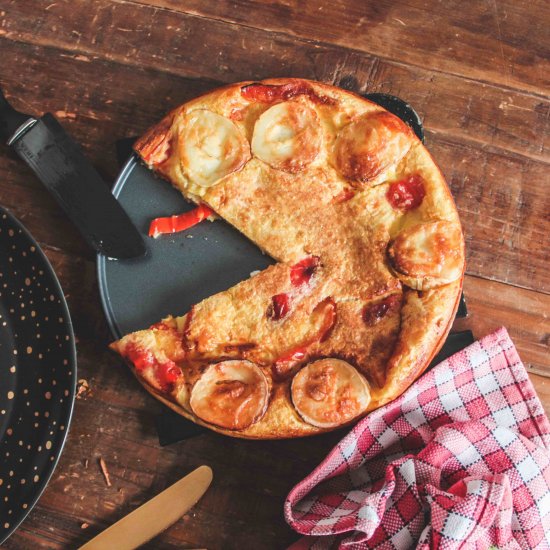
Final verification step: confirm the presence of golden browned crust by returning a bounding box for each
[112,78,465,439]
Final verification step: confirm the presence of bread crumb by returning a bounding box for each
[81,522,89,529]
[76,379,90,399]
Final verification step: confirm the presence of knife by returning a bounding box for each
[0,87,145,259]
[79,465,213,550]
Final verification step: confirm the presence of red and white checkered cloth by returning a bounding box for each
[285,328,550,549]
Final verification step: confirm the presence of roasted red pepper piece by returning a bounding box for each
[386,174,426,211]
[275,347,307,365]
[149,204,214,238]
[363,294,402,326]
[272,346,308,381]
[241,83,284,103]
[268,293,291,321]
[124,344,155,373]
[290,256,320,287]
[154,360,181,392]
[123,344,181,392]
[241,82,336,105]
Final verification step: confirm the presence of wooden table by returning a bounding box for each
[0,1,548,548]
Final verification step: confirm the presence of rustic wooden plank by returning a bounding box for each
[122,0,550,96]
[1,0,549,100]
[455,276,550,373]
[0,0,323,81]
[430,135,550,293]
[2,28,547,166]
[0,38,548,292]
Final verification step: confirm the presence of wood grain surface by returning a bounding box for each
[0,1,548,548]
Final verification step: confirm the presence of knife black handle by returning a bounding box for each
[11,113,145,259]
[0,87,34,143]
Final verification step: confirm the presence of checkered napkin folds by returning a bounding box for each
[285,328,550,549]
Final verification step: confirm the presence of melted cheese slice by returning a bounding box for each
[388,220,464,290]
[291,359,371,428]
[190,360,269,430]
[333,112,412,184]
[251,101,322,172]
[179,109,251,187]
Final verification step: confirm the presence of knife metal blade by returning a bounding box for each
[0,88,145,259]
[79,465,213,550]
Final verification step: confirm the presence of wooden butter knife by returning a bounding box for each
[79,465,212,550]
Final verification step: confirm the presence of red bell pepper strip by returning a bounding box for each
[268,293,291,321]
[290,256,320,287]
[272,345,308,381]
[148,204,214,238]
[240,82,336,105]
